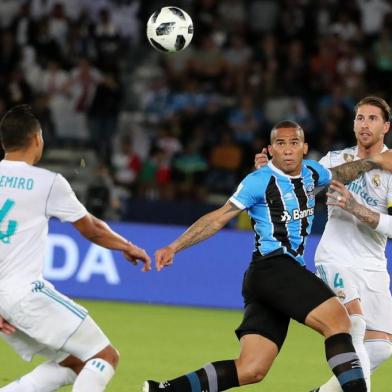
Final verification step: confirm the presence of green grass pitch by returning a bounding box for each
[1,300,391,391]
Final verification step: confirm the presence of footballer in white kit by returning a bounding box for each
[315,145,392,334]
[0,159,94,361]
[0,105,151,392]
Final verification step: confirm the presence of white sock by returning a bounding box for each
[0,361,76,392]
[364,339,392,373]
[350,315,370,390]
[318,376,342,392]
[72,358,115,392]
[318,315,370,392]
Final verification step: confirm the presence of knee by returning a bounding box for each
[236,359,269,385]
[98,345,120,369]
[109,346,120,368]
[307,299,352,337]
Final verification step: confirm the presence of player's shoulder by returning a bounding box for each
[251,165,274,179]
[303,159,328,171]
[243,166,273,187]
[327,146,356,161]
[29,165,58,181]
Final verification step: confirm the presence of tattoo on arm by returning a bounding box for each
[171,203,240,252]
[331,159,379,184]
[344,194,380,229]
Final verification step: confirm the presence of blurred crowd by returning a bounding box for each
[1,0,392,219]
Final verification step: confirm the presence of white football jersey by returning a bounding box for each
[315,146,392,271]
[0,160,86,302]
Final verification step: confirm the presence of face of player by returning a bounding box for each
[268,127,308,176]
[354,104,390,149]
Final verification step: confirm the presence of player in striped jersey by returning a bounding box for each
[143,120,392,392]
[0,105,151,392]
[254,97,392,392]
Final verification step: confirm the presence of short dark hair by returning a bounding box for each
[0,105,41,151]
[355,96,391,122]
[270,120,304,143]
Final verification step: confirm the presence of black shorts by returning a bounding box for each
[235,254,335,350]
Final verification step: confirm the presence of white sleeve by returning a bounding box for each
[318,152,332,169]
[375,213,392,238]
[46,174,87,222]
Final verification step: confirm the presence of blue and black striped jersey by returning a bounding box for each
[230,160,332,265]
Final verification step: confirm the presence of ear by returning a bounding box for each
[384,122,390,135]
[33,131,41,147]
[303,142,308,155]
[267,144,273,156]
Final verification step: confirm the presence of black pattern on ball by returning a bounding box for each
[169,7,185,20]
[156,22,175,36]
[151,9,160,23]
[149,38,169,52]
[175,35,186,51]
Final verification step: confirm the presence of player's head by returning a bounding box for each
[0,105,44,163]
[268,120,308,176]
[354,96,391,149]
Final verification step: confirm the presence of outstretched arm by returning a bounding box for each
[330,150,392,184]
[155,202,242,271]
[73,213,151,271]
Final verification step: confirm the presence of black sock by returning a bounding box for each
[325,333,367,392]
[163,360,239,391]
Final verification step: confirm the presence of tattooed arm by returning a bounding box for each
[155,202,242,271]
[330,150,392,184]
[327,181,382,230]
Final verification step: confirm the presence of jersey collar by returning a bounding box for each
[267,160,302,179]
[353,144,389,159]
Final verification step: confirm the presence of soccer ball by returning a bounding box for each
[146,7,193,53]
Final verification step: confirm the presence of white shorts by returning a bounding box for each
[316,263,392,334]
[0,280,110,362]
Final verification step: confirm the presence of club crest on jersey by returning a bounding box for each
[306,184,315,199]
[372,174,381,188]
[337,290,346,300]
[343,153,354,162]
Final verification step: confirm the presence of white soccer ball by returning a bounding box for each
[146,7,193,53]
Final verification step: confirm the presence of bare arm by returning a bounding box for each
[327,180,379,228]
[330,150,392,184]
[155,202,242,271]
[0,315,16,335]
[73,213,151,271]
[330,159,379,184]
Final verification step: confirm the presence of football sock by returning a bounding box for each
[315,315,371,392]
[72,358,114,391]
[158,360,239,391]
[364,339,392,373]
[349,315,370,390]
[325,333,367,392]
[0,361,76,392]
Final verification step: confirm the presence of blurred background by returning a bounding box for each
[1,0,392,229]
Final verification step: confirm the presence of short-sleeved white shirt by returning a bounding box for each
[315,146,392,271]
[0,160,87,302]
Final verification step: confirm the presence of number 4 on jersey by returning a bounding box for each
[0,199,17,244]
[334,272,344,289]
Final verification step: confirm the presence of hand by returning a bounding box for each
[254,148,268,169]
[155,246,175,272]
[372,150,392,172]
[0,316,16,335]
[122,243,151,272]
[326,180,355,211]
